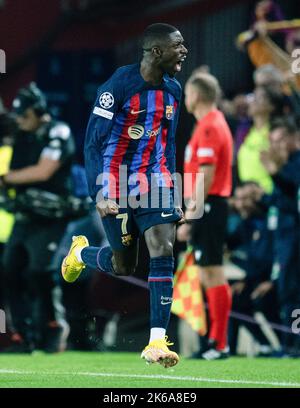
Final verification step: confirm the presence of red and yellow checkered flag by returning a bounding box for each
[171,246,207,335]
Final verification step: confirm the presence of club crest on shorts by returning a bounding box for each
[121,234,133,246]
[165,105,174,120]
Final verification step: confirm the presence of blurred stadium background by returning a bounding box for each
[1,0,300,382]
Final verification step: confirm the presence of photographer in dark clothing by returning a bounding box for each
[0,83,75,352]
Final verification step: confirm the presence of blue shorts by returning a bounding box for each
[101,190,181,251]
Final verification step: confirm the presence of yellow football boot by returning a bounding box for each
[141,336,179,368]
[61,235,89,283]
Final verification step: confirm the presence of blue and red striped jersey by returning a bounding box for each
[84,63,182,201]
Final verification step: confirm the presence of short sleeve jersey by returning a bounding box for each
[184,109,233,198]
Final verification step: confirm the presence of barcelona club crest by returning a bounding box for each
[121,234,133,247]
[165,105,174,120]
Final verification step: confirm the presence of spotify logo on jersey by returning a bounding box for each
[128,124,144,140]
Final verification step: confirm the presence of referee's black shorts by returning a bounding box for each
[190,195,228,267]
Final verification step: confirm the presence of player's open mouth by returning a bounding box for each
[175,57,186,72]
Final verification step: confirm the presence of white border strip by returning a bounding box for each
[0,370,299,388]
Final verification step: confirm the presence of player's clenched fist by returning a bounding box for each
[96,199,120,217]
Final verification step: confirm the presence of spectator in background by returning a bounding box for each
[237,86,284,193]
[236,0,300,90]
[253,64,284,92]
[234,65,285,158]
[177,72,233,360]
[259,116,300,356]
[0,83,75,353]
[243,116,300,356]
[254,64,300,116]
[227,182,279,356]
[0,112,16,314]
[233,94,250,121]
[0,112,16,243]
[231,93,252,189]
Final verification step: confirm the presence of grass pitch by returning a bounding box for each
[0,352,299,388]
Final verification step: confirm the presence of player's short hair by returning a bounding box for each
[142,23,179,50]
[187,73,221,104]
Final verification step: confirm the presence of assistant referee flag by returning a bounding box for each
[171,246,207,335]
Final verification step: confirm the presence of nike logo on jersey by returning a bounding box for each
[161,212,173,218]
[130,109,146,115]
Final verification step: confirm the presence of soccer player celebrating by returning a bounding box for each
[62,23,188,368]
[177,73,233,360]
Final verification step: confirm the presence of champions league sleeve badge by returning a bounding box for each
[99,92,114,109]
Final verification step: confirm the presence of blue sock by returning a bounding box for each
[148,256,174,330]
[81,246,114,274]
